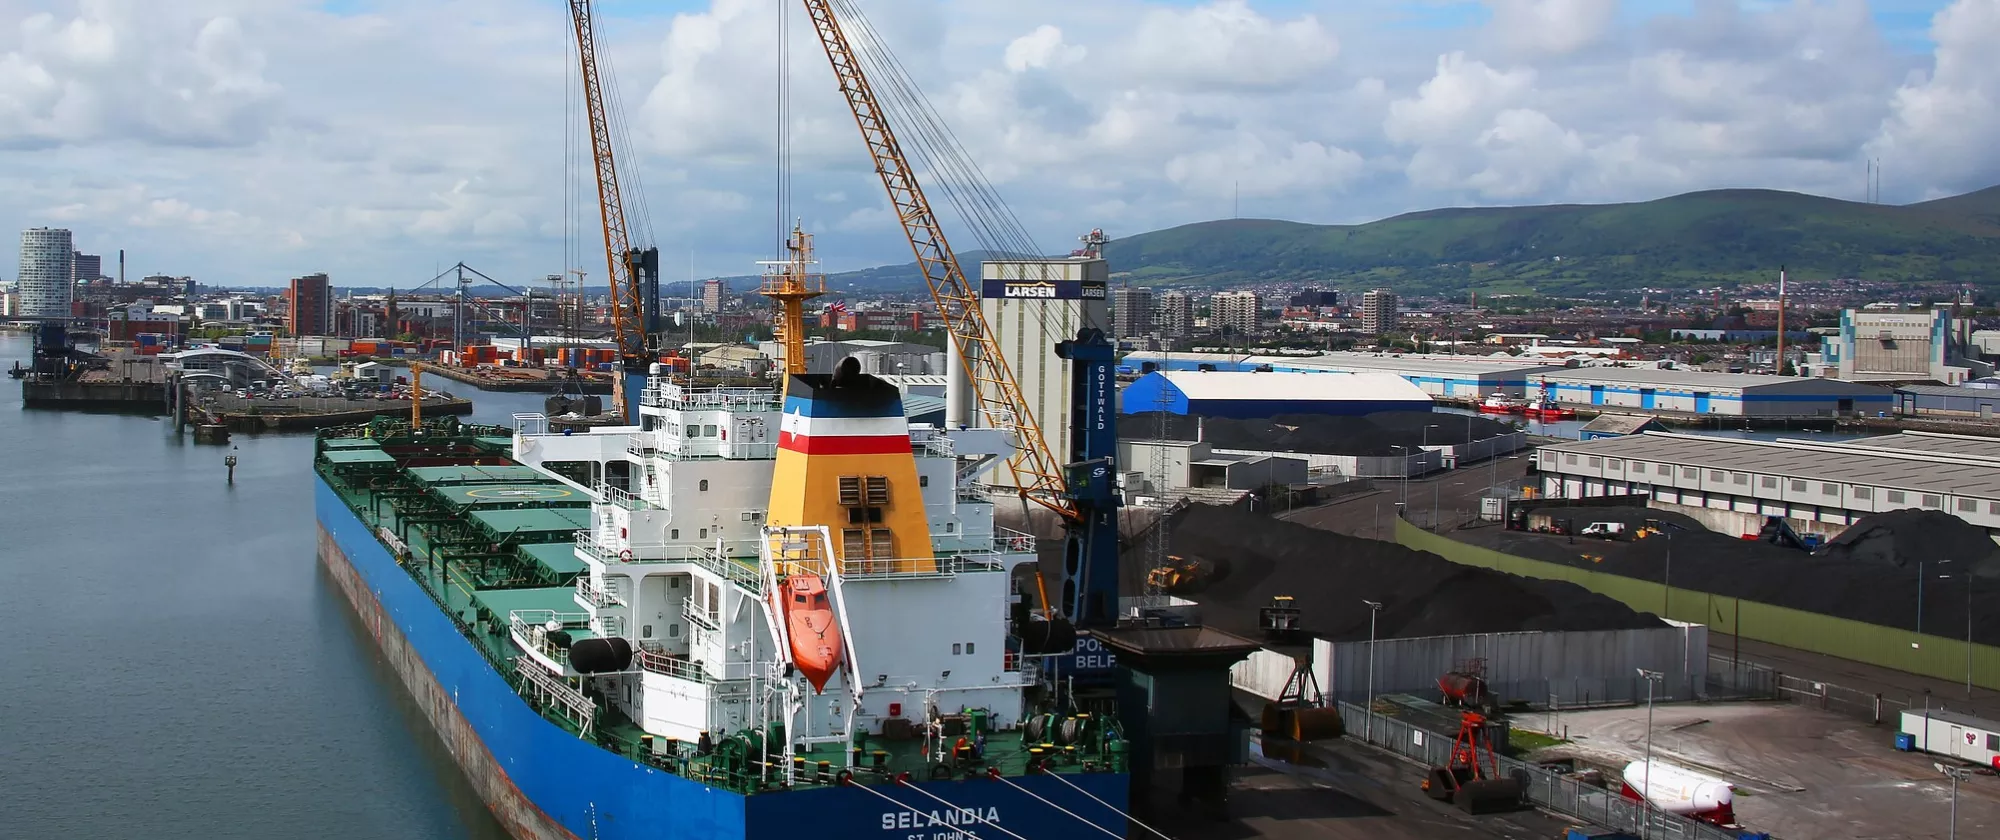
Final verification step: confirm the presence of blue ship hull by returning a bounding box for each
[315,476,1131,839]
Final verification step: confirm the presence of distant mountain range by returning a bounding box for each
[783,185,2000,296]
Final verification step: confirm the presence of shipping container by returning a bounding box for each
[1899,709,2000,769]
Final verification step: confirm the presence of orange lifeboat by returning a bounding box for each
[780,574,842,693]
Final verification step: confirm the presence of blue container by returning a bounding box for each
[392,348,407,355]
[1895,732,1916,751]
[597,362,612,372]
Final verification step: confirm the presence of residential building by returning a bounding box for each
[701,279,727,315]
[1209,291,1262,336]
[1156,291,1194,339]
[72,251,102,286]
[18,227,74,318]
[288,272,332,336]
[1361,289,1397,334]
[1289,289,1339,308]
[1111,286,1153,339]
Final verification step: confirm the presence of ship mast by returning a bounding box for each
[759,225,825,378]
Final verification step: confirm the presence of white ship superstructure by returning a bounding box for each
[507,371,1043,774]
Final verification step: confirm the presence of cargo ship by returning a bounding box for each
[313,360,1131,838]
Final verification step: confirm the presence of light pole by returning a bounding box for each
[1364,599,1383,742]
[1938,762,1971,840]
[1392,445,1411,507]
[1920,558,1928,635]
[1637,668,1663,839]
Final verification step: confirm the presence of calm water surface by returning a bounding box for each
[0,332,542,840]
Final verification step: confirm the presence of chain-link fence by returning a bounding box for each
[1334,701,1746,840]
[1705,654,1909,725]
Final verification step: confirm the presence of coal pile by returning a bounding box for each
[1124,411,1515,456]
[1478,506,2000,644]
[1138,504,1663,643]
[1817,509,2000,576]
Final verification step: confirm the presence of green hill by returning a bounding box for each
[1100,186,2000,293]
[793,185,2000,296]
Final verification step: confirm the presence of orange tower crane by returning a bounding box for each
[569,0,658,419]
[799,2,1073,520]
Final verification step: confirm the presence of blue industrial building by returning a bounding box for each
[1121,351,1556,400]
[1120,370,1432,419]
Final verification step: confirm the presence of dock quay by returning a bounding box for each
[21,355,170,411]
[187,394,474,433]
[416,363,612,394]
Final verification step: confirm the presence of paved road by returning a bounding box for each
[1161,738,1579,840]
[1538,703,1999,840]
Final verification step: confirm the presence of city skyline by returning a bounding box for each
[1,1,1993,290]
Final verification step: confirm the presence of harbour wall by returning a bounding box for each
[1394,518,2000,692]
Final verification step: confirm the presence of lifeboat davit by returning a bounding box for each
[780,574,842,693]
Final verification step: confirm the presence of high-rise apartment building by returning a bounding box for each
[289,273,332,336]
[1209,291,1262,336]
[1156,291,1193,338]
[702,279,728,315]
[18,228,75,318]
[1361,288,1398,334]
[1110,286,1153,339]
[1289,288,1339,308]
[72,251,102,285]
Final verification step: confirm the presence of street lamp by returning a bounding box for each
[1938,762,1972,840]
[1637,668,1664,839]
[1391,445,1411,507]
[1364,599,1384,742]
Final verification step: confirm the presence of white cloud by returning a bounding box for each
[1869,0,2000,194]
[1484,0,1617,56]
[1117,0,1339,90]
[1004,25,1084,73]
[0,0,1990,288]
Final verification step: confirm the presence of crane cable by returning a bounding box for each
[1044,772,1177,840]
[990,775,1124,840]
[841,780,988,840]
[894,776,1036,840]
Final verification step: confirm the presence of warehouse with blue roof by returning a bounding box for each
[1120,370,1433,419]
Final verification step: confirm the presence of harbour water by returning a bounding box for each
[0,333,513,840]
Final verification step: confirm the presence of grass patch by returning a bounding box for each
[1507,729,1569,755]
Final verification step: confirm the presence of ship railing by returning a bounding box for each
[593,481,653,511]
[509,609,592,666]
[691,540,766,592]
[653,438,779,461]
[681,600,721,633]
[512,412,549,436]
[516,658,596,737]
[626,438,659,458]
[642,383,782,412]
[636,647,713,684]
[910,429,956,459]
[837,552,1005,580]
[926,527,1036,559]
[575,576,624,608]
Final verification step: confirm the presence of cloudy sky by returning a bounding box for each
[1,0,1994,289]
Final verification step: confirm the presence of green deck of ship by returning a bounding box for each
[313,420,1125,795]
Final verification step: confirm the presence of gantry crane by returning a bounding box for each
[569,0,660,420]
[801,2,1121,629]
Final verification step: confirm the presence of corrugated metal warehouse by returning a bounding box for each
[1119,370,1432,418]
[1535,431,2000,539]
[1896,384,2000,419]
[1531,368,1892,417]
[1121,351,1558,399]
[1230,624,1709,705]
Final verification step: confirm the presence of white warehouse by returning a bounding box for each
[1534,431,2000,540]
[1530,368,1893,418]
